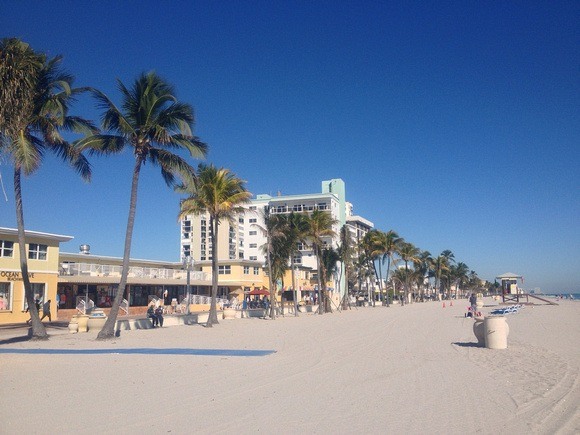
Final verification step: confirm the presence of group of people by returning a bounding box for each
[26,299,52,323]
[146,304,164,327]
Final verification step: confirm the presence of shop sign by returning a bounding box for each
[0,271,35,281]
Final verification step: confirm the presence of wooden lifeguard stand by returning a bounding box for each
[496,272,557,305]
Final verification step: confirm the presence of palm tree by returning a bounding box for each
[381,230,402,307]
[398,241,420,304]
[361,230,388,307]
[450,262,469,298]
[255,209,289,319]
[433,250,454,299]
[178,164,251,326]
[306,209,337,314]
[322,247,340,304]
[337,224,354,310]
[78,72,208,338]
[286,212,310,316]
[413,250,432,301]
[440,250,455,299]
[1,39,94,339]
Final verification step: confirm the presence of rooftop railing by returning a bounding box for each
[60,262,208,281]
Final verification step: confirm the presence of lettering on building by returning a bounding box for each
[0,271,35,281]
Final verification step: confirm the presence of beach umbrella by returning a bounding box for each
[248,288,270,296]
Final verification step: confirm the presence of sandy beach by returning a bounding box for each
[1,298,578,434]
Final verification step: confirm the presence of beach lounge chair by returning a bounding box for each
[490,304,523,315]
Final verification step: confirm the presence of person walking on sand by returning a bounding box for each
[26,298,41,324]
[40,300,52,322]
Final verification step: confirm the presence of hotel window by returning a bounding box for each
[253,267,260,275]
[239,217,244,223]
[249,231,257,236]
[23,283,46,310]
[218,265,231,275]
[249,206,257,211]
[183,245,191,257]
[249,243,257,248]
[0,240,14,257]
[28,243,47,260]
[0,282,12,311]
[249,218,257,223]
[243,266,250,275]
[249,256,257,261]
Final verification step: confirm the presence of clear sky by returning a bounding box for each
[1,1,578,293]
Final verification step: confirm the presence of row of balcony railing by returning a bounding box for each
[61,262,208,281]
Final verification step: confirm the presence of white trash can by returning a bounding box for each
[484,316,509,349]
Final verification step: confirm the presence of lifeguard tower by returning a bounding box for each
[496,272,557,305]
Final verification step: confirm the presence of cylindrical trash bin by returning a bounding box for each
[484,316,509,349]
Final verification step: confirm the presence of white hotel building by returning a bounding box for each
[180,179,374,299]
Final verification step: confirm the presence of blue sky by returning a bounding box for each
[1,1,578,292]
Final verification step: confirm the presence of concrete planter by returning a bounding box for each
[472,317,485,346]
[484,316,509,349]
[223,308,237,320]
[77,315,89,333]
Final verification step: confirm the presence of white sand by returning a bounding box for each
[1,298,578,434]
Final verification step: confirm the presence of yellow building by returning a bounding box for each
[0,227,72,325]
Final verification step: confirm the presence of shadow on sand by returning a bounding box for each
[452,341,484,348]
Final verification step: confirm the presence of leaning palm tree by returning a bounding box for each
[178,164,251,326]
[78,72,208,339]
[306,209,337,314]
[0,39,94,339]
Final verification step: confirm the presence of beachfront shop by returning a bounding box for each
[0,227,70,325]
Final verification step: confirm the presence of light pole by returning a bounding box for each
[182,256,194,315]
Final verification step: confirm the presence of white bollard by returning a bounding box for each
[484,316,509,349]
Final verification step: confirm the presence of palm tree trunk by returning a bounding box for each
[340,259,349,310]
[207,216,219,326]
[98,157,143,339]
[14,167,48,339]
[290,256,299,316]
[315,246,323,315]
[385,256,391,307]
[267,238,276,319]
[377,260,384,305]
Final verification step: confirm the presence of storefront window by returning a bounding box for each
[0,282,11,310]
[23,283,46,310]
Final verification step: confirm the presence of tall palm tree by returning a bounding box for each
[255,209,289,319]
[382,230,402,307]
[413,250,432,301]
[178,164,251,326]
[440,249,455,299]
[433,250,454,299]
[78,72,208,338]
[361,230,387,306]
[286,212,310,316]
[1,39,94,339]
[337,224,354,310]
[398,241,420,304]
[306,209,337,314]
[450,261,469,298]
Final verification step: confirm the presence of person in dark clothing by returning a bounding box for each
[147,305,158,327]
[154,306,164,327]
